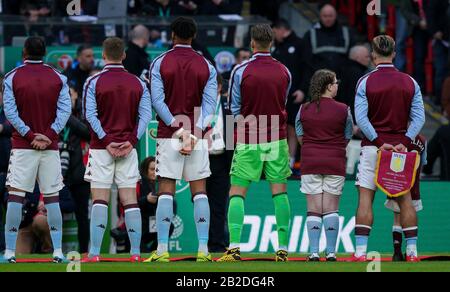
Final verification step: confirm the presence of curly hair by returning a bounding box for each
[307,69,336,112]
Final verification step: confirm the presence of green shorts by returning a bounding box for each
[230,139,292,187]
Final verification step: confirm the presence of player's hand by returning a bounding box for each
[116,141,133,158]
[106,142,123,158]
[379,143,394,151]
[180,134,198,156]
[419,19,427,30]
[31,134,52,150]
[394,143,407,152]
[434,31,443,40]
[292,90,305,104]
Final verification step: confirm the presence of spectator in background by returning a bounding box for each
[19,0,51,20]
[148,0,199,17]
[442,64,450,118]
[123,25,151,78]
[0,76,13,253]
[302,4,354,95]
[59,87,91,254]
[339,45,371,118]
[64,44,95,107]
[249,0,284,22]
[206,75,233,252]
[427,0,450,104]
[199,0,243,15]
[423,124,450,181]
[221,47,251,80]
[272,18,307,172]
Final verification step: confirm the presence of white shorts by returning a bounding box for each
[156,138,211,182]
[384,199,423,213]
[84,149,140,189]
[300,174,345,196]
[6,149,64,194]
[355,146,378,191]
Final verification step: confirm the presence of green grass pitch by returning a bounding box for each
[1,253,450,272]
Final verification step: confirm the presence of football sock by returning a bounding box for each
[156,194,173,255]
[193,193,210,255]
[404,226,418,257]
[392,225,403,254]
[306,213,322,254]
[124,204,142,256]
[4,194,24,259]
[355,225,372,257]
[44,196,64,258]
[273,193,290,251]
[89,200,108,257]
[323,212,339,254]
[228,196,245,250]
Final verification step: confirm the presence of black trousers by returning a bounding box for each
[69,182,91,253]
[423,125,450,180]
[0,173,6,252]
[206,153,232,252]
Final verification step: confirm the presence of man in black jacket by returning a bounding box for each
[427,0,450,103]
[64,44,94,103]
[59,90,92,254]
[123,25,151,78]
[272,19,307,171]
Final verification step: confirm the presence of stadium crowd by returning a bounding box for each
[0,0,449,262]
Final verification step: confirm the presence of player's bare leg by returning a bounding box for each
[189,179,211,261]
[145,177,175,262]
[353,187,375,260]
[118,188,142,262]
[396,192,419,261]
[323,192,340,261]
[217,185,249,262]
[306,193,323,261]
[270,183,290,261]
[84,188,110,262]
[2,187,26,263]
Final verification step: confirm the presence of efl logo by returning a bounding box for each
[66,0,82,16]
[366,0,381,16]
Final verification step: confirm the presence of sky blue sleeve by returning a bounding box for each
[51,74,72,134]
[196,61,218,130]
[406,79,426,140]
[2,72,31,136]
[229,65,245,117]
[137,79,152,139]
[83,77,106,139]
[355,76,378,141]
[150,56,175,126]
[345,107,354,140]
[295,106,303,137]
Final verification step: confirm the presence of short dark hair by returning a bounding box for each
[77,44,93,56]
[103,37,125,61]
[234,47,251,58]
[372,35,396,57]
[251,24,274,48]
[272,18,291,30]
[24,36,46,60]
[171,17,197,41]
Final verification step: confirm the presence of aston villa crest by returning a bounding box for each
[390,152,406,173]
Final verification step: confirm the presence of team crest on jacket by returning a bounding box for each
[390,153,406,173]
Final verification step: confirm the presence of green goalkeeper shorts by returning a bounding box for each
[230,139,292,187]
